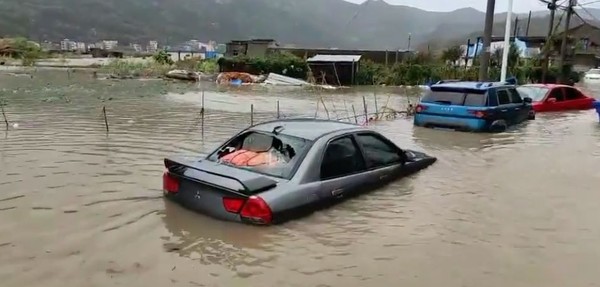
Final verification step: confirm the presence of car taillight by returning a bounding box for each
[162,172,179,193]
[240,195,272,225]
[415,104,427,113]
[468,110,487,118]
[222,197,245,213]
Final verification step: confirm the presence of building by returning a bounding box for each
[102,40,118,50]
[225,39,279,57]
[131,44,142,52]
[273,46,412,65]
[465,21,600,71]
[306,54,362,85]
[147,41,158,52]
[60,39,74,51]
[76,42,86,52]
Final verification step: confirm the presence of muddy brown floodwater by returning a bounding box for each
[1,70,600,287]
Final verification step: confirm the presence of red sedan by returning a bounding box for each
[516,84,595,112]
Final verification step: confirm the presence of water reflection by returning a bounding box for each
[161,199,282,273]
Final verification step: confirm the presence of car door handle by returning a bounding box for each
[515,107,520,110]
[500,109,508,112]
[331,188,344,197]
[379,174,389,180]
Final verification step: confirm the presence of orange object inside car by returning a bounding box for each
[220,149,280,166]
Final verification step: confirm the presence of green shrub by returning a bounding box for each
[217,52,308,79]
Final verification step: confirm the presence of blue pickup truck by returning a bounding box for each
[414,81,535,132]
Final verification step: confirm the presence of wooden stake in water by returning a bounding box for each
[319,96,330,119]
[351,104,358,124]
[1,103,8,130]
[201,90,205,139]
[343,99,350,120]
[250,104,254,126]
[102,106,109,133]
[276,100,280,119]
[374,94,379,119]
[362,95,368,124]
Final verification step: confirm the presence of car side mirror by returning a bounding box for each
[523,97,532,104]
[547,98,557,103]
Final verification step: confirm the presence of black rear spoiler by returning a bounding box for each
[164,157,278,195]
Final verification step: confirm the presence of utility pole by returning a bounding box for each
[478,0,496,81]
[525,11,532,36]
[558,0,575,83]
[500,0,514,82]
[541,0,557,83]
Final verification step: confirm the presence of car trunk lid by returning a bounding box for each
[163,157,278,224]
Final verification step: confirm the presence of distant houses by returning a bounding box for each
[223,38,414,65]
[462,22,600,71]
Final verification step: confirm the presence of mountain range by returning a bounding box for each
[1,0,600,50]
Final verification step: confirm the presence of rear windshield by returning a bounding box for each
[421,90,487,106]
[516,86,548,102]
[208,131,311,179]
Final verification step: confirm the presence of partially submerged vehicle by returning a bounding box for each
[163,119,437,225]
[583,68,600,84]
[414,81,535,132]
[517,84,595,112]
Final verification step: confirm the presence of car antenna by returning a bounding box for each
[272,125,284,135]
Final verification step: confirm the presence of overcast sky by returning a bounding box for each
[344,0,600,13]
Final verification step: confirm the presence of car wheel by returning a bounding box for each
[489,120,507,133]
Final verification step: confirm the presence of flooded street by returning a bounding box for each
[1,70,599,287]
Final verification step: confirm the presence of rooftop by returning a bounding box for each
[250,118,362,140]
[307,54,362,63]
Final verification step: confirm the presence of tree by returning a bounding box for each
[152,50,174,65]
[491,42,521,68]
[441,45,464,66]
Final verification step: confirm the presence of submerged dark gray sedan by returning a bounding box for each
[163,118,437,225]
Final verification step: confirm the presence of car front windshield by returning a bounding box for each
[208,131,311,179]
[516,86,548,102]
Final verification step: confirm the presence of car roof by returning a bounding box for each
[249,118,366,140]
[431,81,514,91]
[521,83,571,89]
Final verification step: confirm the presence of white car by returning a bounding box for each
[583,68,600,83]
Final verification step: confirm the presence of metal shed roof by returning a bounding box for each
[306,54,362,63]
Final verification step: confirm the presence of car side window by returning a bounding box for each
[497,90,511,105]
[508,88,523,103]
[548,88,565,102]
[355,133,403,169]
[320,136,366,180]
[487,91,498,106]
[564,87,583,100]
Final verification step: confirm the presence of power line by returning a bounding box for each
[578,0,600,6]
[577,2,600,22]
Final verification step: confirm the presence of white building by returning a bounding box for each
[60,39,74,51]
[76,42,86,52]
[102,40,118,50]
[147,41,158,52]
[131,44,142,52]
